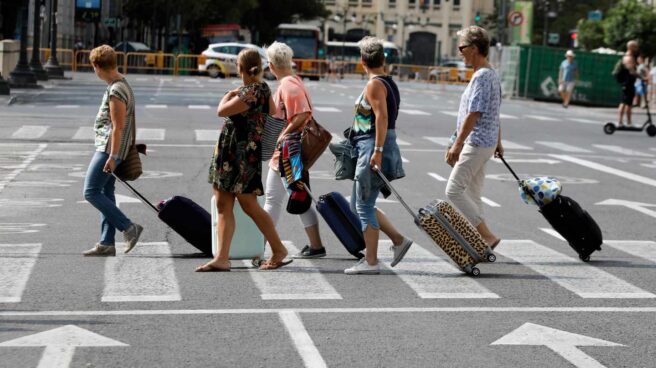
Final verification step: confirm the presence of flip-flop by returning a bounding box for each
[489,239,501,250]
[195,264,231,272]
[258,259,293,270]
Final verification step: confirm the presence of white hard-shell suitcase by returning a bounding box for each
[211,196,265,263]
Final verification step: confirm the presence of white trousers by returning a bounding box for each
[445,144,496,227]
[263,167,319,228]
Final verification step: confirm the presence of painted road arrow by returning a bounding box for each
[491,322,623,368]
[0,325,128,368]
[77,193,141,208]
[596,198,656,220]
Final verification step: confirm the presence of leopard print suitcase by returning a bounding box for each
[417,200,496,275]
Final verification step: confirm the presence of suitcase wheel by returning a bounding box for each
[486,254,497,263]
[470,267,481,276]
[579,254,591,262]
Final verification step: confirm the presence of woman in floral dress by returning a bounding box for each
[197,48,291,272]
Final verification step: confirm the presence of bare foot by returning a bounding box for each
[195,260,231,272]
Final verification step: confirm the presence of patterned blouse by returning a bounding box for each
[94,78,135,159]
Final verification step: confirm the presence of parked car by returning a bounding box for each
[429,60,470,82]
[198,42,270,78]
[114,42,157,69]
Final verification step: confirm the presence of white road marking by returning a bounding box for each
[102,242,181,302]
[439,111,459,117]
[279,311,328,368]
[568,118,601,124]
[535,141,593,153]
[424,136,451,147]
[500,113,518,119]
[11,125,49,139]
[399,109,431,116]
[525,115,559,121]
[401,156,409,163]
[596,198,656,219]
[0,243,41,302]
[314,106,341,112]
[379,241,499,299]
[7,307,656,317]
[0,223,47,234]
[345,196,397,204]
[604,240,656,264]
[330,132,342,143]
[72,127,94,140]
[496,240,655,298]
[551,154,656,188]
[55,105,80,109]
[144,104,167,109]
[195,129,219,141]
[592,144,654,157]
[136,128,165,141]
[540,228,566,241]
[481,197,500,207]
[395,138,411,146]
[501,140,533,150]
[0,144,47,193]
[245,242,342,300]
[188,105,211,109]
[428,172,447,182]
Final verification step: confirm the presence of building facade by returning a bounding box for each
[322,0,494,65]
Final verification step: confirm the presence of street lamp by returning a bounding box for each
[45,0,64,78]
[29,0,48,80]
[9,0,38,87]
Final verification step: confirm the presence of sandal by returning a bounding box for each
[258,259,293,270]
[195,262,231,272]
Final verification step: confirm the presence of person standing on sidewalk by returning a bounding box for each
[83,45,143,256]
[558,50,578,108]
[445,26,503,250]
[617,40,639,127]
[263,41,327,259]
[344,37,413,275]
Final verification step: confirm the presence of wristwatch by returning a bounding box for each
[374,146,384,153]
[110,154,119,161]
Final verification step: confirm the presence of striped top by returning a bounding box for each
[94,78,135,159]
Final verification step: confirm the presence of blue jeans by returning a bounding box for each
[83,151,132,246]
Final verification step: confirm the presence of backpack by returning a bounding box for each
[612,59,629,84]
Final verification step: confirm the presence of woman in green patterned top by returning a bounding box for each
[196,48,291,272]
[82,45,143,257]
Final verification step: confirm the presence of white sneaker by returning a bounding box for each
[344,258,380,275]
[123,223,143,254]
[390,237,413,267]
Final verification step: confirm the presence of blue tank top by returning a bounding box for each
[352,76,400,138]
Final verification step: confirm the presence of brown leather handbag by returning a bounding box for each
[114,119,146,181]
[300,94,331,170]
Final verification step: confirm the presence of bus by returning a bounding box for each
[325,41,400,65]
[275,24,322,79]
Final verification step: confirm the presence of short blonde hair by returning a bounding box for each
[89,45,117,70]
[266,41,293,70]
[457,26,490,57]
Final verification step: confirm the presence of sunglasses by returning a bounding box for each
[458,44,471,53]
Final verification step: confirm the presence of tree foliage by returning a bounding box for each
[603,0,656,57]
[577,19,605,51]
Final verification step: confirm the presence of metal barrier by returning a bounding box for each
[27,48,75,71]
[293,58,328,80]
[73,50,127,73]
[123,52,175,75]
[176,54,204,76]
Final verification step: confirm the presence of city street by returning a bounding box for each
[1,73,656,368]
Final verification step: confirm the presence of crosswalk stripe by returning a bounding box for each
[428,172,447,182]
[0,243,41,303]
[568,118,600,124]
[55,105,80,109]
[102,242,181,302]
[592,144,654,157]
[496,240,655,298]
[424,137,451,147]
[396,138,411,146]
[195,129,219,142]
[439,111,459,117]
[399,109,431,116]
[72,127,94,140]
[500,113,518,120]
[314,106,341,112]
[188,105,211,109]
[481,197,500,207]
[145,104,167,109]
[379,241,500,299]
[604,240,656,264]
[502,140,533,150]
[279,311,328,368]
[136,128,166,141]
[535,141,593,153]
[401,156,409,163]
[245,242,342,300]
[525,115,559,121]
[540,228,565,241]
[551,154,656,188]
[11,126,49,139]
[331,132,342,143]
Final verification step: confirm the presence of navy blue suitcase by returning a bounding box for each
[113,174,212,256]
[313,191,365,259]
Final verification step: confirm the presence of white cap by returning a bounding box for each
[566,50,575,57]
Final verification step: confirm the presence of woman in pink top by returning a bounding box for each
[264,42,326,259]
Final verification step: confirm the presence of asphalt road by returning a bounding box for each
[1,73,655,368]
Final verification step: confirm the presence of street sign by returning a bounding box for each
[588,10,603,21]
[548,33,560,45]
[103,18,118,28]
[508,11,524,27]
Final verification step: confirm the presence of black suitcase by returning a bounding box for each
[307,189,365,259]
[113,173,212,256]
[500,157,602,261]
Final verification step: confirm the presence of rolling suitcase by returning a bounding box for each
[211,195,265,263]
[113,173,212,256]
[499,156,603,261]
[307,189,365,259]
[374,167,495,276]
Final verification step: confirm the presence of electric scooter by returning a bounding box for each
[604,88,656,137]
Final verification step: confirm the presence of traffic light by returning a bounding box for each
[474,12,481,23]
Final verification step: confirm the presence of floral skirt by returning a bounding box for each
[208,121,263,195]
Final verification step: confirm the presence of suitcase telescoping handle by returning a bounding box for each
[373,165,420,223]
[497,155,541,206]
[111,173,160,214]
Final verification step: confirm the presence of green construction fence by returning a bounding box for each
[516,45,623,107]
